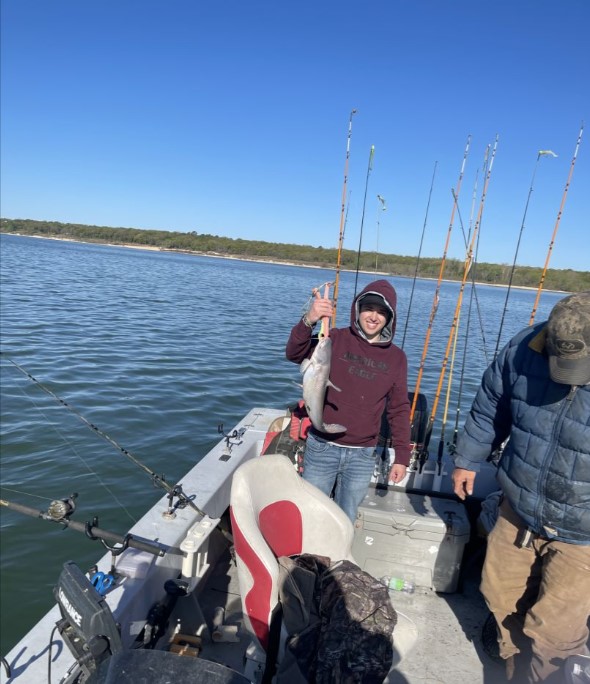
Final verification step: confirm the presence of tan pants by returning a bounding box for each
[481,500,590,683]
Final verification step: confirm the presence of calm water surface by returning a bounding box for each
[0,234,561,654]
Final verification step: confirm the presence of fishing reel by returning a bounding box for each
[47,493,78,522]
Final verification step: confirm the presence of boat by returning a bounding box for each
[1,400,516,684]
[2,127,588,684]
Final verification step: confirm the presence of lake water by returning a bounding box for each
[0,233,562,654]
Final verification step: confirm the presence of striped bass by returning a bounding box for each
[300,336,346,434]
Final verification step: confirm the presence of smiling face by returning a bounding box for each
[359,304,389,343]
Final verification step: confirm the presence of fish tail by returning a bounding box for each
[322,424,346,434]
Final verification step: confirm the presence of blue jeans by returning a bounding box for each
[302,431,377,522]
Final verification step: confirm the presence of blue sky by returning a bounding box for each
[1,1,588,271]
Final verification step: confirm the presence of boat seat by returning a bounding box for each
[229,454,417,675]
[230,453,355,654]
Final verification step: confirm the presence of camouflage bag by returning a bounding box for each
[276,554,396,683]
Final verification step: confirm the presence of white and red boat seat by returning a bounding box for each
[229,454,354,653]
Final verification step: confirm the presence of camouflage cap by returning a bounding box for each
[545,291,590,385]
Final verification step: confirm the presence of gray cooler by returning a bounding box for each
[352,488,471,593]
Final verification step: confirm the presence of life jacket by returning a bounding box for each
[262,394,428,479]
[261,402,311,474]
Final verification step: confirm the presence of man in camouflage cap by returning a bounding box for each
[545,290,590,385]
[452,291,590,683]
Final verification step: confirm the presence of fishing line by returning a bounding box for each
[2,355,205,516]
[494,150,558,357]
[353,145,375,299]
[332,108,357,326]
[0,486,53,502]
[374,194,387,272]
[452,186,489,366]
[401,160,437,351]
[529,122,584,326]
[6,379,139,524]
[410,135,471,425]
[450,206,480,451]
[302,281,333,316]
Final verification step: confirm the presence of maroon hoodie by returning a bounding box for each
[286,280,411,465]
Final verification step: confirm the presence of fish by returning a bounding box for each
[300,336,346,434]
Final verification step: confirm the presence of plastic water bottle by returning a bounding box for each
[380,576,415,594]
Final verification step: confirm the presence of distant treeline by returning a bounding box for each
[2,218,589,292]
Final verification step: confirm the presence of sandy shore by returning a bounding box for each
[3,232,566,292]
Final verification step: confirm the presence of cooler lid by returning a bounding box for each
[357,488,470,539]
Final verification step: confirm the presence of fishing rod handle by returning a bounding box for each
[78,519,166,557]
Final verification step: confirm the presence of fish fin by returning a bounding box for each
[327,380,342,392]
[322,424,346,434]
[300,359,311,374]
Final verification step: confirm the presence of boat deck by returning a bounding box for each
[0,408,511,684]
[388,541,506,684]
[193,534,508,684]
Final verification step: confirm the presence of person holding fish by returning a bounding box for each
[286,279,411,522]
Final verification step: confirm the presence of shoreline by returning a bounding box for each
[1,232,568,293]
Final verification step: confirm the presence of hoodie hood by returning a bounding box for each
[351,279,397,345]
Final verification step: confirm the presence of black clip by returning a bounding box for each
[217,424,246,450]
[85,516,130,558]
[167,484,195,513]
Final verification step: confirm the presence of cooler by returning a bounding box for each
[352,487,471,593]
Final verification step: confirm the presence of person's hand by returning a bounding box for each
[307,297,333,325]
[388,463,407,484]
[452,468,476,500]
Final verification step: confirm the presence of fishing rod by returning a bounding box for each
[436,306,462,476]
[0,496,168,557]
[410,135,471,425]
[529,122,584,326]
[419,136,499,468]
[434,153,488,475]
[401,161,438,350]
[2,355,206,517]
[449,177,485,451]
[494,150,558,357]
[450,279,475,452]
[332,108,357,327]
[452,183,490,366]
[375,194,387,271]
[353,145,376,298]
[436,174,481,472]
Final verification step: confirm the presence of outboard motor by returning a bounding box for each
[54,561,122,681]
